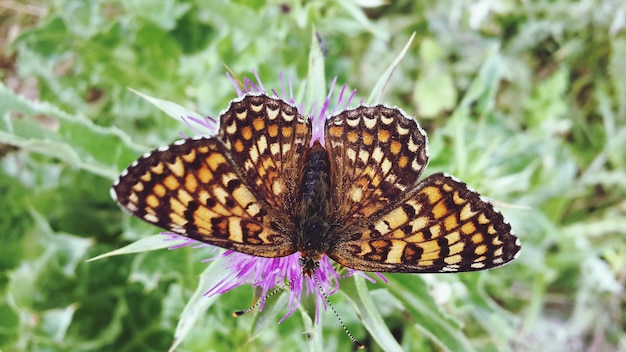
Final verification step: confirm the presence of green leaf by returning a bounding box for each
[341,276,403,351]
[87,235,185,261]
[169,258,228,351]
[367,32,416,105]
[0,82,146,179]
[305,28,327,112]
[387,275,475,352]
[128,88,208,136]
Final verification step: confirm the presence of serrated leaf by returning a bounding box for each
[0,82,146,178]
[38,304,77,342]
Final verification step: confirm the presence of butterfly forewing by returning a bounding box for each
[327,173,521,273]
[218,95,311,214]
[324,105,429,223]
[110,96,302,258]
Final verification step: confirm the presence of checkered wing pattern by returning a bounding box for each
[110,95,311,258]
[112,93,521,273]
[324,105,429,222]
[324,107,520,273]
[328,173,521,272]
[217,95,312,211]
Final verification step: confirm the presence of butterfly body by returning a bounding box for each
[296,141,333,274]
[111,94,520,275]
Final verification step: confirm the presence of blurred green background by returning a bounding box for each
[1,1,625,351]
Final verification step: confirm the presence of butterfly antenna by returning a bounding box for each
[232,273,302,317]
[311,274,364,349]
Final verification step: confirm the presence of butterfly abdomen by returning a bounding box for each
[296,141,333,261]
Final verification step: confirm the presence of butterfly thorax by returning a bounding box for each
[295,141,333,275]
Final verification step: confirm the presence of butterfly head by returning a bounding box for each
[299,255,321,276]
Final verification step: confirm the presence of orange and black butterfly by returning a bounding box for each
[111,94,520,275]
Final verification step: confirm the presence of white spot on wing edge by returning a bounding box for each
[144,213,158,223]
[109,186,118,200]
[329,103,430,158]
[470,262,486,269]
[218,92,301,124]
[440,265,459,272]
[513,239,522,259]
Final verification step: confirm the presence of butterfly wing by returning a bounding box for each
[324,105,519,272]
[327,173,521,272]
[324,105,429,222]
[218,94,312,215]
[111,94,311,258]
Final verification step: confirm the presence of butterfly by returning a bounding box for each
[111,94,520,276]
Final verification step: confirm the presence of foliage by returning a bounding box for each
[1,0,625,351]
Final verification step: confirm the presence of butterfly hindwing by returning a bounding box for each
[327,173,521,273]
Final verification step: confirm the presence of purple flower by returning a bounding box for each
[165,70,386,324]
